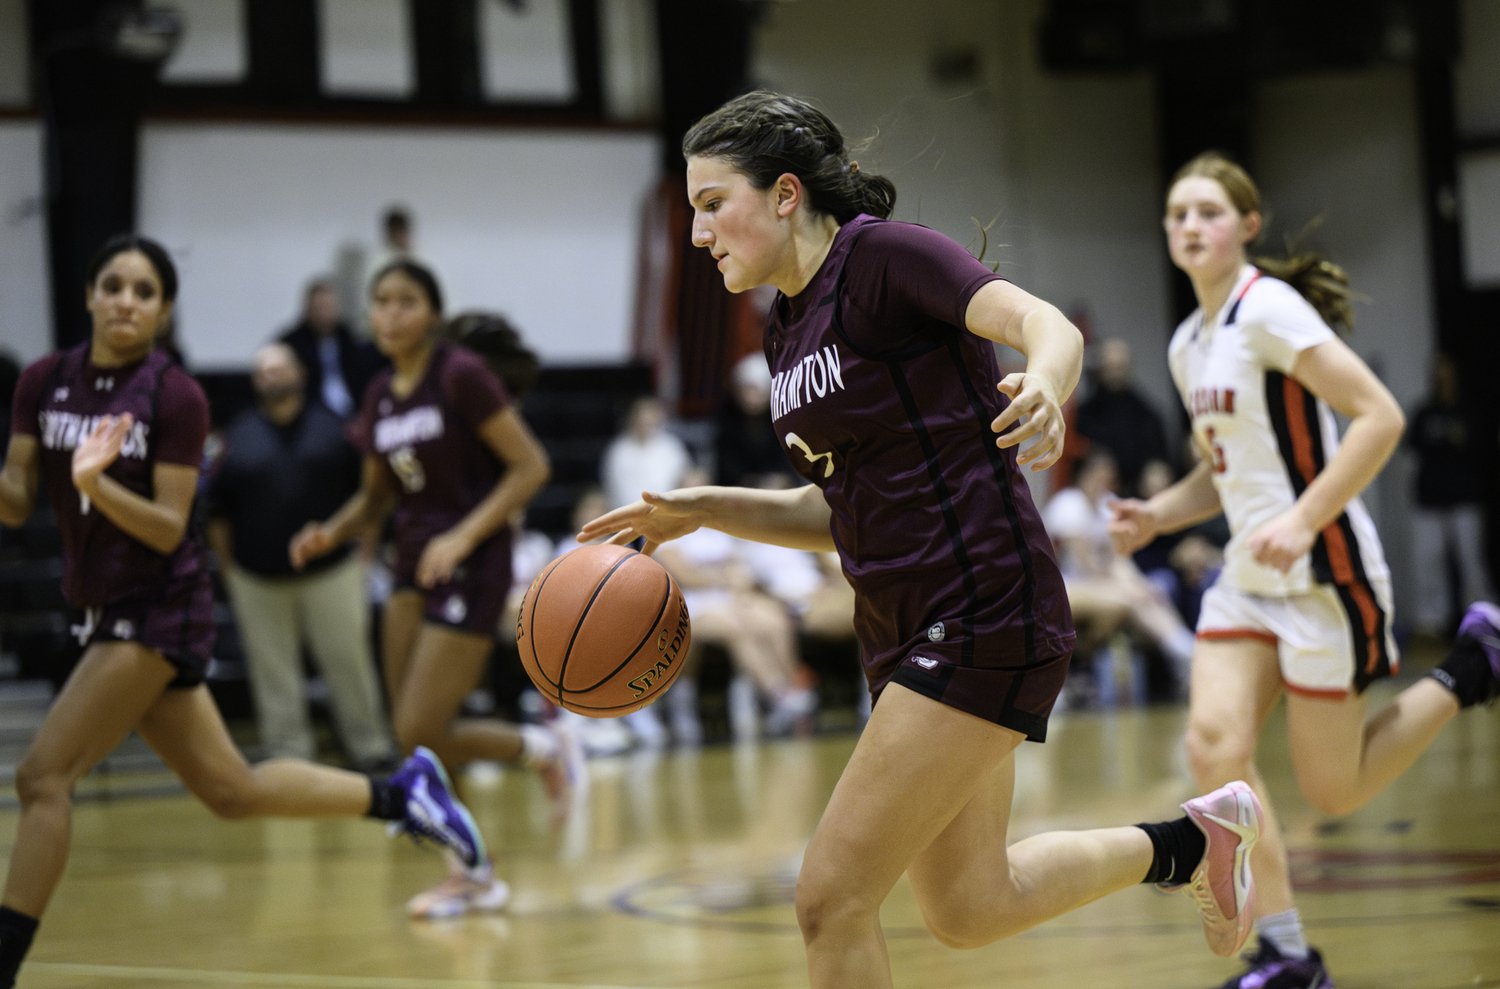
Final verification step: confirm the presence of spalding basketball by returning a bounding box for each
[517,543,691,716]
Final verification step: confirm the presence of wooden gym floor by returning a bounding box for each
[1,674,1496,989]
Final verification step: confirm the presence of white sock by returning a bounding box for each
[1256,909,1309,960]
[518,724,559,766]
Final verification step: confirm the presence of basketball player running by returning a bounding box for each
[581,91,1265,989]
[1110,152,1500,989]
[0,236,488,988]
[291,259,584,920]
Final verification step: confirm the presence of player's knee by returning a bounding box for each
[1185,718,1253,780]
[794,871,872,944]
[13,755,69,810]
[923,913,995,951]
[195,776,257,819]
[1297,778,1357,817]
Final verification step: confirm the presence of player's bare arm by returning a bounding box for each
[1110,459,1223,555]
[1245,338,1403,572]
[416,405,552,589]
[70,414,198,555]
[580,482,834,556]
[963,279,1083,470]
[290,453,398,570]
[0,435,40,528]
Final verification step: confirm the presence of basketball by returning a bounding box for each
[517,544,691,716]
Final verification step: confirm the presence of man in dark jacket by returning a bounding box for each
[279,279,386,418]
[207,344,395,769]
[1076,337,1170,498]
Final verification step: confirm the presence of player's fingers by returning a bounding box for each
[995,410,1045,449]
[641,539,660,558]
[605,529,638,546]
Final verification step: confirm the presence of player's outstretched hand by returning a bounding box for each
[1245,508,1315,574]
[71,413,133,493]
[576,489,705,558]
[1109,498,1158,555]
[992,373,1065,471]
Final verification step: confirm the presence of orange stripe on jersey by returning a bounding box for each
[1281,376,1321,491]
[1276,374,1389,682]
[1197,628,1278,645]
[1347,579,1383,674]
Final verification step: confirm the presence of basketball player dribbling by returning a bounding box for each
[0,236,487,988]
[291,259,586,919]
[580,91,1266,989]
[1111,152,1500,989]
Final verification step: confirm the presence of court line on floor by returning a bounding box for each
[26,964,646,989]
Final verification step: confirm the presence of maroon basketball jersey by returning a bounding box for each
[766,216,1074,693]
[350,342,513,576]
[11,345,211,607]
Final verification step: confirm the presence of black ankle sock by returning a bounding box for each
[0,906,38,988]
[366,778,406,821]
[1136,817,1206,886]
[1430,638,1496,709]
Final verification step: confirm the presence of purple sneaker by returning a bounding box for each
[389,747,487,871]
[1164,780,1262,957]
[1217,940,1334,989]
[1457,601,1500,690]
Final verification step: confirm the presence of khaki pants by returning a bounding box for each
[223,557,394,765]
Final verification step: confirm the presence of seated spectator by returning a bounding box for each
[1043,450,1195,702]
[654,472,816,741]
[206,344,397,769]
[602,396,692,510]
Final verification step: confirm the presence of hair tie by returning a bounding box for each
[848,161,860,175]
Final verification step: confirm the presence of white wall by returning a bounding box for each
[0,121,52,365]
[136,121,660,368]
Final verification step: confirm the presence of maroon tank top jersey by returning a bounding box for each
[766,216,1074,737]
[351,342,514,627]
[12,345,210,608]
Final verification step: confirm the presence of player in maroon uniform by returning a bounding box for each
[580,92,1265,988]
[291,259,582,919]
[0,236,488,988]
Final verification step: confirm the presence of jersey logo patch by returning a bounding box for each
[912,656,938,669]
[785,432,836,478]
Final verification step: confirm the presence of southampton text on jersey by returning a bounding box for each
[38,411,150,460]
[373,405,444,453]
[771,345,846,422]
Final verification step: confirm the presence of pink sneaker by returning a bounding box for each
[406,859,511,919]
[1163,780,1262,957]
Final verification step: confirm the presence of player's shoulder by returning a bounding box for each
[852,217,959,257]
[17,350,66,390]
[160,360,207,400]
[1235,272,1319,323]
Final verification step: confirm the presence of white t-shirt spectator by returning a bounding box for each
[1043,487,1115,579]
[601,431,692,509]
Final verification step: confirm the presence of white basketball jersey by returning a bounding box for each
[1167,264,1389,597]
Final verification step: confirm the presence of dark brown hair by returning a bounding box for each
[86,234,178,302]
[444,311,540,400]
[683,91,896,224]
[1171,151,1357,334]
[371,258,443,315]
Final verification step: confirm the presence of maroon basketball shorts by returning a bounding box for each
[395,534,511,637]
[71,571,216,688]
[887,646,1072,743]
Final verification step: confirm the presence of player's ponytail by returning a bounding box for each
[444,311,540,400]
[683,91,896,223]
[1251,247,1356,335]
[1171,151,1357,334]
